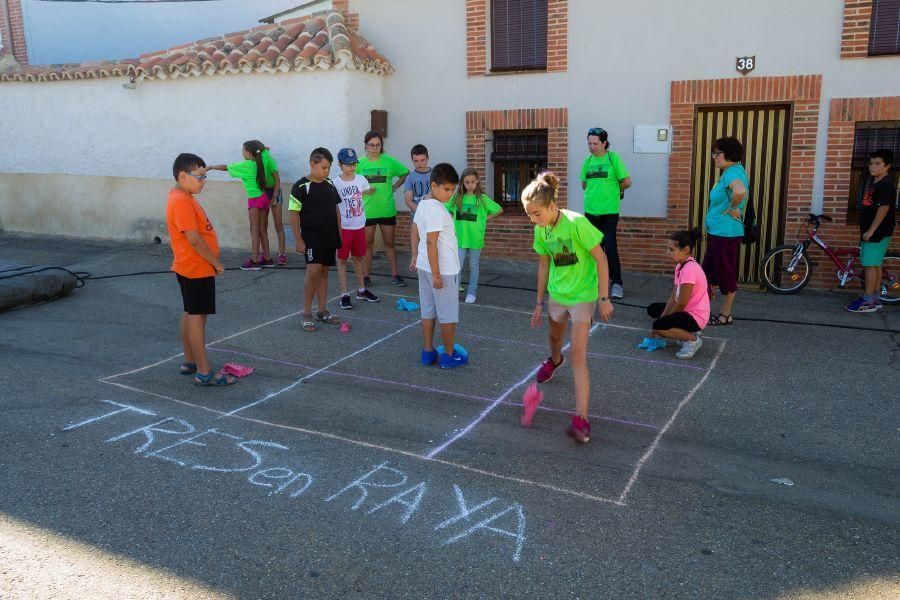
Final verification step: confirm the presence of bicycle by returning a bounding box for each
[758,213,900,302]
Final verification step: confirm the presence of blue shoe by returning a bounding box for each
[421,349,438,366]
[844,298,877,313]
[439,350,468,369]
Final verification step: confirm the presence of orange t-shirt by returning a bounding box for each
[166,188,219,278]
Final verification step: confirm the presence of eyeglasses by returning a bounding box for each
[588,127,607,138]
[187,172,208,181]
[366,142,382,149]
[711,151,723,158]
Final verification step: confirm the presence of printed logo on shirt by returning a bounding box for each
[456,209,478,222]
[861,187,873,207]
[545,237,578,267]
[411,179,429,204]
[365,170,388,184]
[585,167,609,180]
[340,186,365,220]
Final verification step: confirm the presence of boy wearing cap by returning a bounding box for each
[581,127,632,299]
[335,148,380,309]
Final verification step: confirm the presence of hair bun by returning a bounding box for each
[537,170,559,192]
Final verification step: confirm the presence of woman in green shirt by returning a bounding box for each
[581,127,632,299]
[524,171,613,445]
[356,131,409,287]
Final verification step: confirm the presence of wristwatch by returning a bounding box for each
[599,296,610,303]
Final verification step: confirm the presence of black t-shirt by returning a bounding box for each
[859,176,896,242]
[290,177,342,248]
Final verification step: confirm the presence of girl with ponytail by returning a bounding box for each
[207,140,273,270]
[645,227,709,359]
[523,171,613,444]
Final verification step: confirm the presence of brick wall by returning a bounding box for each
[1,0,27,65]
[466,0,567,76]
[332,0,359,30]
[614,75,824,279]
[819,96,900,289]
[840,0,873,59]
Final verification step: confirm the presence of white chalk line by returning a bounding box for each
[615,338,728,505]
[426,322,601,460]
[100,295,344,381]
[221,319,421,417]
[415,293,725,341]
[91,378,624,506]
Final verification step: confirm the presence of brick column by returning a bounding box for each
[840,0,873,59]
[1,0,27,65]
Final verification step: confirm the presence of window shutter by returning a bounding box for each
[852,125,900,168]
[491,0,548,71]
[868,0,900,56]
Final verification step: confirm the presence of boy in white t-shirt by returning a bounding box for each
[335,148,379,309]
[409,163,466,369]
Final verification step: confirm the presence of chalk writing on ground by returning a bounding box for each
[64,400,527,562]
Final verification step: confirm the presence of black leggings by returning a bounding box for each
[585,213,622,286]
[647,302,701,333]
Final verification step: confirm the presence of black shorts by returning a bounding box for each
[647,302,700,332]
[177,274,215,315]
[365,216,397,227]
[265,187,283,205]
[305,246,337,267]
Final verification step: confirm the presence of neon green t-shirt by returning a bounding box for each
[533,209,605,305]
[261,150,278,189]
[227,160,265,198]
[445,193,502,250]
[357,153,409,219]
[581,152,629,215]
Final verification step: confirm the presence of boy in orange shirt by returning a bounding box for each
[166,153,236,386]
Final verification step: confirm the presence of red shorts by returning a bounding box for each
[337,227,366,260]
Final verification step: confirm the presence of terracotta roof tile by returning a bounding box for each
[0,10,392,83]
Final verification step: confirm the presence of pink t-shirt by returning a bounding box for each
[675,259,710,329]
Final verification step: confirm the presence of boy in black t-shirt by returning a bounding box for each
[289,147,343,331]
[846,149,896,313]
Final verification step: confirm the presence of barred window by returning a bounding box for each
[847,121,900,223]
[491,130,548,205]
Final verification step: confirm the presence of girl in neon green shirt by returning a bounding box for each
[445,168,503,303]
[524,171,613,445]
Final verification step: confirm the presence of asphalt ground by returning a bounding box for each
[1,232,898,599]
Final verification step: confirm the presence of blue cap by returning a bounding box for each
[338,148,359,164]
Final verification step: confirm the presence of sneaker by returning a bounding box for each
[356,289,381,303]
[364,275,373,288]
[845,298,877,313]
[676,336,703,359]
[536,355,565,384]
[277,254,287,266]
[421,349,438,366]
[240,258,261,271]
[391,275,407,287]
[567,416,591,444]
[465,294,477,304]
[875,299,884,310]
[611,283,624,299]
[439,350,468,369]
[260,257,275,268]
[339,294,353,310]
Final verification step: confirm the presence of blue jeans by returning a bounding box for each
[458,248,481,296]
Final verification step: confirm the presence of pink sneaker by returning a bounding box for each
[520,383,544,428]
[277,254,287,266]
[536,355,564,384]
[240,258,261,271]
[567,416,591,444]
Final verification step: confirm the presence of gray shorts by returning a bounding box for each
[548,297,595,323]
[418,271,459,323]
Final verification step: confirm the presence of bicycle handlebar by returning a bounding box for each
[808,213,833,223]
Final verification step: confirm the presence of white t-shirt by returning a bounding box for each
[414,198,460,275]
[334,174,371,230]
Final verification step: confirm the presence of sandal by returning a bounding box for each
[179,362,197,375]
[302,315,317,332]
[193,369,237,386]
[316,311,341,325]
[707,313,734,327]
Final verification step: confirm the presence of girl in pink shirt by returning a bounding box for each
[646,228,710,359]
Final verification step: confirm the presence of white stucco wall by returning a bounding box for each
[351,0,900,216]
[0,69,385,246]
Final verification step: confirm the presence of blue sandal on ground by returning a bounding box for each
[193,370,237,386]
[180,362,197,375]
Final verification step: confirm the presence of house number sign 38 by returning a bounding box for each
[736,56,755,75]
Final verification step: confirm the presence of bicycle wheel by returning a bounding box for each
[879,253,900,304]
[759,245,812,294]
